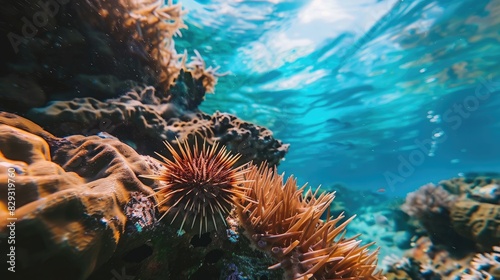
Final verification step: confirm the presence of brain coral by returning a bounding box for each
[0,112,159,279]
[421,175,500,251]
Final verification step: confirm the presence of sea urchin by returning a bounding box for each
[236,163,384,280]
[141,138,250,235]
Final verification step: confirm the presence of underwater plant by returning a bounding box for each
[140,138,250,235]
[236,163,385,280]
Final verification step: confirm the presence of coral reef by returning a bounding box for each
[79,0,188,91]
[439,173,500,204]
[236,164,385,280]
[0,112,282,280]
[386,174,500,280]
[435,175,500,251]
[382,236,473,280]
[0,0,382,278]
[27,86,288,166]
[0,0,218,112]
[383,238,500,280]
[0,112,157,279]
[401,183,473,251]
[463,246,500,279]
[401,184,457,219]
[0,113,383,279]
[0,0,292,276]
[450,200,500,251]
[1,0,289,167]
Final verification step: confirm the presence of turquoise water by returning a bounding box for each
[1,0,499,278]
[178,0,500,197]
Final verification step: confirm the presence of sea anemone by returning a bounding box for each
[236,163,385,280]
[141,138,250,235]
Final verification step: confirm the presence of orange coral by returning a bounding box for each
[236,164,385,280]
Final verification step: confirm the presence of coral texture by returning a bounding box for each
[392,176,500,280]
[401,183,457,219]
[236,164,385,280]
[3,0,289,166]
[450,200,500,251]
[0,0,219,112]
[80,0,221,93]
[401,183,472,250]
[439,174,500,204]
[0,0,386,277]
[382,236,473,280]
[463,246,500,279]
[27,86,289,166]
[79,0,188,91]
[0,112,157,279]
[404,177,500,252]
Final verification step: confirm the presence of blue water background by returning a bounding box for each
[177,0,500,197]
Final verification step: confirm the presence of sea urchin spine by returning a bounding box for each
[236,163,385,280]
[141,138,250,235]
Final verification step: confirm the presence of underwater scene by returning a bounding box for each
[0,0,499,279]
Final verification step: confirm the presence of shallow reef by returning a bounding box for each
[0,0,494,280]
[2,0,497,279]
[0,112,384,280]
[27,85,288,166]
[319,174,500,280]
[0,0,288,166]
[377,173,500,280]
[0,112,159,279]
[0,0,385,279]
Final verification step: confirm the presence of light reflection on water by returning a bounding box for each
[179,0,500,195]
